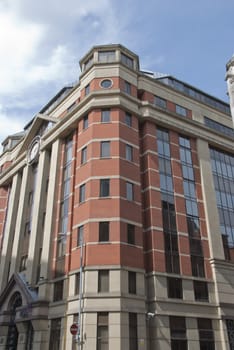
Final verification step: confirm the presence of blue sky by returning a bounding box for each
[0,0,233,145]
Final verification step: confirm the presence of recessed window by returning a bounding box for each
[155,96,167,109]
[97,313,109,350]
[79,184,86,203]
[121,53,134,69]
[126,182,134,201]
[24,221,31,236]
[67,102,76,113]
[100,141,110,158]
[53,280,64,302]
[129,313,138,350]
[77,225,84,246]
[124,81,131,95]
[197,318,215,350]
[98,270,109,292]
[81,146,87,164]
[191,256,205,277]
[83,115,88,129]
[176,104,187,117]
[125,112,132,127]
[85,84,90,96]
[98,50,115,62]
[75,272,80,295]
[128,271,136,294]
[167,277,183,299]
[84,55,93,70]
[19,255,28,272]
[100,79,112,89]
[100,179,110,197]
[126,144,133,161]
[101,109,111,123]
[99,222,109,242]
[127,224,135,245]
[170,316,187,350]
[194,281,209,302]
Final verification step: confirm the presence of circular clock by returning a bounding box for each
[27,136,41,165]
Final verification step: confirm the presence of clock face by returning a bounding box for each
[27,137,40,164]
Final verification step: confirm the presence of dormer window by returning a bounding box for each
[98,51,116,63]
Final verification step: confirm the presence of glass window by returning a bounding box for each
[98,270,109,292]
[165,253,180,274]
[67,102,76,113]
[126,144,133,161]
[99,222,109,242]
[81,146,87,164]
[100,179,110,197]
[49,319,61,350]
[126,182,134,201]
[77,225,84,246]
[85,84,90,96]
[127,224,135,245]
[125,112,132,127]
[176,104,187,117]
[197,318,215,350]
[83,115,88,129]
[121,53,134,68]
[100,79,112,89]
[84,55,93,70]
[53,280,64,302]
[129,313,138,350]
[75,272,80,295]
[101,141,110,158]
[128,271,136,294]
[210,148,234,261]
[189,238,203,256]
[194,281,209,302]
[101,110,110,123]
[19,255,28,272]
[167,277,182,299]
[98,51,115,62]
[154,96,167,109]
[204,117,234,138]
[97,313,109,350]
[170,316,187,350]
[79,184,86,203]
[191,256,205,277]
[124,81,131,95]
[226,319,234,350]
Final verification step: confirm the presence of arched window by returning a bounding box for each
[6,292,22,350]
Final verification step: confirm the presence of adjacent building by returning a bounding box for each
[0,44,234,350]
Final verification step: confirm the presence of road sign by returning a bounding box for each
[70,323,79,335]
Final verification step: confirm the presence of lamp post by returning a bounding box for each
[76,236,84,348]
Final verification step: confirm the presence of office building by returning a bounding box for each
[0,44,234,349]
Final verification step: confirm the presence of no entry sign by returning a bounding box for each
[70,323,79,335]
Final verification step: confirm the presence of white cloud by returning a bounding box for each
[0,10,44,95]
[0,105,25,142]
[0,0,136,146]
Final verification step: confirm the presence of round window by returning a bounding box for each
[100,79,113,89]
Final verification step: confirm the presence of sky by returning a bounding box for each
[0,0,233,146]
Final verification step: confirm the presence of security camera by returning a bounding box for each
[146,312,157,320]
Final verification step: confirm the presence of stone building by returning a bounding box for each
[0,44,234,349]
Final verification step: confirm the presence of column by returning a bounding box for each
[26,149,50,285]
[38,139,61,299]
[10,165,30,276]
[196,139,224,259]
[0,173,22,291]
